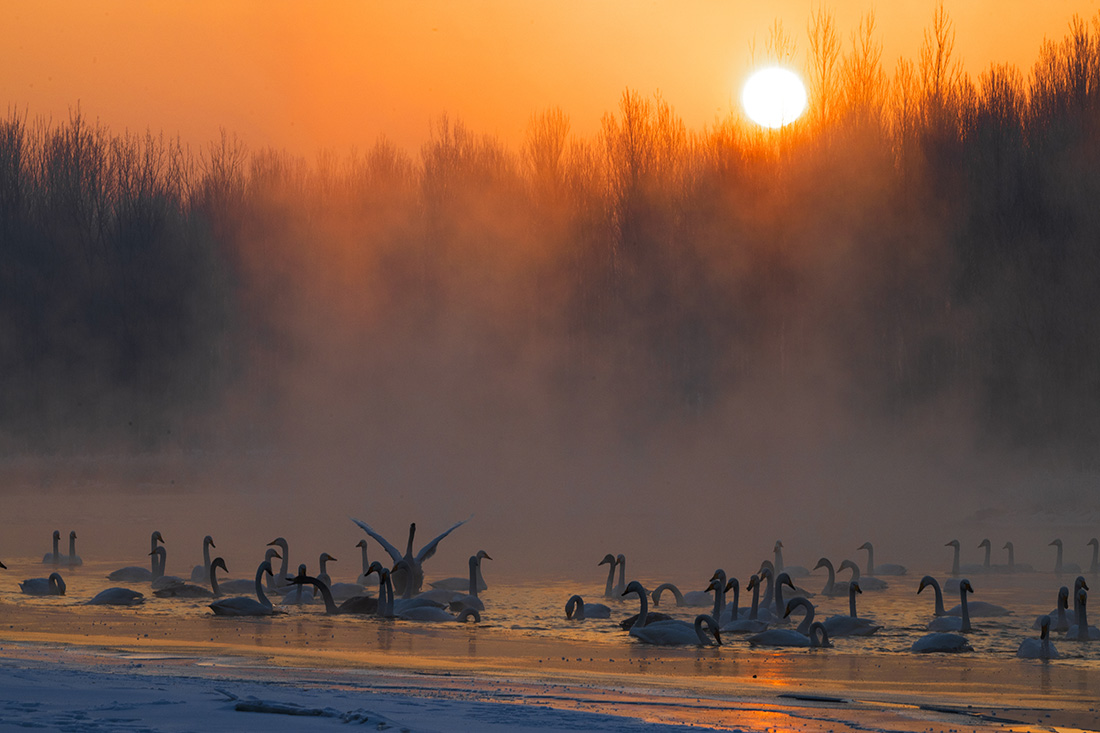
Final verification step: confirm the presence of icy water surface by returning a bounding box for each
[2,556,1099,731]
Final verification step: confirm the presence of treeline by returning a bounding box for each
[2,7,1100,459]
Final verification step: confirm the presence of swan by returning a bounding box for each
[748,600,829,647]
[320,550,366,601]
[431,549,490,592]
[822,582,881,637]
[190,536,216,583]
[266,537,293,587]
[449,552,492,612]
[598,554,618,598]
[651,582,711,608]
[926,578,974,633]
[613,554,627,597]
[108,531,165,582]
[1088,538,1098,575]
[1070,576,1089,622]
[944,579,1010,618]
[316,553,337,588]
[759,561,813,599]
[87,587,144,605]
[1067,588,1099,641]
[1017,615,1060,659]
[813,558,850,597]
[387,560,448,613]
[771,572,800,623]
[355,540,372,584]
[63,531,82,567]
[398,604,481,622]
[1002,542,1034,573]
[42,530,61,565]
[917,575,948,618]
[618,580,676,631]
[707,570,729,621]
[977,539,997,572]
[857,542,906,576]
[20,572,66,596]
[773,541,809,578]
[209,558,279,616]
[945,539,985,577]
[840,559,887,591]
[911,632,973,653]
[1050,539,1083,575]
[350,517,468,596]
[565,595,612,620]
[1035,586,1070,633]
[156,557,226,598]
[632,614,721,646]
[148,547,186,590]
[721,575,769,633]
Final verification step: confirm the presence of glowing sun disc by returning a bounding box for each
[741,67,808,128]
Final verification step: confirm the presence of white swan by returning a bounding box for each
[613,554,627,597]
[387,560,449,614]
[771,572,800,623]
[1002,541,1034,573]
[108,531,165,582]
[651,582,711,608]
[749,600,830,647]
[350,517,468,596]
[20,572,66,596]
[926,578,974,632]
[42,530,61,565]
[857,542,906,576]
[944,576,1010,617]
[1035,586,1070,633]
[976,539,997,573]
[565,594,612,620]
[266,537,293,587]
[598,553,617,599]
[209,558,279,616]
[822,582,881,636]
[190,536,216,583]
[773,541,809,578]
[148,546,186,590]
[633,614,721,646]
[813,557,850,597]
[1050,539,1083,575]
[280,565,317,605]
[156,557,226,598]
[87,587,144,605]
[917,575,948,619]
[707,570,729,622]
[448,552,492,612]
[1067,588,1099,641]
[63,531,82,567]
[911,632,973,653]
[431,549,490,592]
[355,540,372,584]
[1018,615,1060,659]
[758,561,814,599]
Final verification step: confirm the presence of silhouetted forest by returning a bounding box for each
[2,8,1100,462]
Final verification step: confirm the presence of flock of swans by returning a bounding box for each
[566,538,1099,659]
[4,525,1100,662]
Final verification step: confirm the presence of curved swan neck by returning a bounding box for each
[981,542,991,567]
[749,576,761,620]
[68,533,77,558]
[51,533,60,564]
[202,538,212,570]
[209,562,222,597]
[616,557,626,591]
[626,583,649,629]
[950,543,960,576]
[566,595,583,620]
[254,563,272,608]
[603,561,615,597]
[960,583,971,632]
[863,544,875,575]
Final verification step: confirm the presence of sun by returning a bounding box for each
[741,67,808,129]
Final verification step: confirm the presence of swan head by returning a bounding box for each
[857,542,872,551]
[320,553,337,563]
[598,553,616,566]
[152,531,164,544]
[1079,588,1088,607]
[475,550,493,561]
[759,560,775,573]
[709,568,726,584]
[724,577,739,593]
[960,578,973,594]
[838,559,861,579]
[616,554,626,564]
[784,596,813,618]
[211,557,228,574]
[1076,576,1089,592]
[758,566,772,580]
[706,578,720,594]
[264,548,280,562]
[0,560,5,569]
[695,614,721,645]
[204,535,215,547]
[945,539,959,548]
[356,539,368,549]
[259,560,275,577]
[1058,586,1069,607]
[565,595,583,619]
[1038,614,1051,639]
[773,540,783,550]
[1049,539,1063,547]
[1089,538,1099,548]
[70,531,77,539]
[813,557,831,572]
[149,546,166,559]
[267,537,289,549]
[1002,541,1013,550]
[622,580,646,599]
[52,530,60,540]
[917,575,938,594]
[978,539,990,549]
[809,622,832,648]
[776,572,795,590]
[850,581,862,595]
[366,561,386,577]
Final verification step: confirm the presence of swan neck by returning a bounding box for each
[951,545,960,575]
[210,566,221,597]
[468,557,478,597]
[960,586,971,631]
[360,544,370,574]
[634,588,649,629]
[203,541,211,569]
[604,563,615,597]
[865,545,874,575]
[849,588,857,617]
[711,583,724,619]
[255,565,272,608]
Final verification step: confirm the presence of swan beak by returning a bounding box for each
[0,561,6,569]
[483,553,493,561]
[271,551,282,560]
[714,628,722,645]
[1049,540,1058,546]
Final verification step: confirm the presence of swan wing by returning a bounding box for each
[350,518,403,564]
[414,517,470,563]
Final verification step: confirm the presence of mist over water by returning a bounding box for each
[3,11,1100,584]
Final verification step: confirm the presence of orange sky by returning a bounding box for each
[2,1,1097,156]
